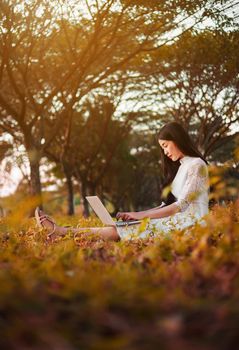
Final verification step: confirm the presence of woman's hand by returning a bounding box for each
[116,211,144,221]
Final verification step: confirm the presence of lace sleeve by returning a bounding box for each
[175,161,208,212]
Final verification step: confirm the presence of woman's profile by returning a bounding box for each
[35,122,209,241]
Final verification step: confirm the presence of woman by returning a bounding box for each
[35,122,209,241]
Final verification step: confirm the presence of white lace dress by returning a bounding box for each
[116,156,209,240]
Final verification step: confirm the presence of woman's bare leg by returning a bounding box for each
[37,211,120,241]
[72,226,120,241]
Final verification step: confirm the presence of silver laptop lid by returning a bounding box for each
[86,196,141,227]
[86,196,115,226]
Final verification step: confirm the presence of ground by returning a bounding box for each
[0,203,239,350]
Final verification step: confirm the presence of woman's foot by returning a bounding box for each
[35,207,66,241]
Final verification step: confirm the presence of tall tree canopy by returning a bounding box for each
[0,0,237,210]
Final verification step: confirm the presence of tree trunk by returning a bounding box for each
[29,155,43,209]
[81,180,90,217]
[64,167,75,216]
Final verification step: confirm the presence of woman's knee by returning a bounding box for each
[106,227,121,241]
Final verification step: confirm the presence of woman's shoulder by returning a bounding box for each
[181,156,207,166]
[186,157,208,178]
[191,157,207,167]
[182,156,208,173]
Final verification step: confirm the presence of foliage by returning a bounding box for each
[131,29,239,160]
[0,0,237,204]
[0,203,239,349]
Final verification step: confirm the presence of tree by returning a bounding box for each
[45,93,137,215]
[0,0,231,208]
[0,137,13,195]
[125,29,239,160]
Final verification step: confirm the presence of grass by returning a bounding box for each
[0,202,239,350]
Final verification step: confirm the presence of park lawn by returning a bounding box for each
[0,203,239,350]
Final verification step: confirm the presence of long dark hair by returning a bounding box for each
[158,122,207,189]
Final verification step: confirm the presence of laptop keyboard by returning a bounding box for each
[116,220,141,227]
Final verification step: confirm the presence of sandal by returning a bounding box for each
[35,207,57,240]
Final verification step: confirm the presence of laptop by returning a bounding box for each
[86,196,141,227]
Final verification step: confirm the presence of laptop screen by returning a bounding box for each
[86,196,115,226]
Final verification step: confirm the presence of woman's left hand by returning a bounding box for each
[116,211,143,221]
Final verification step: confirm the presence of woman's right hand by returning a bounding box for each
[116,212,126,221]
[116,212,139,221]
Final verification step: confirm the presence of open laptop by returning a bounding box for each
[86,196,141,227]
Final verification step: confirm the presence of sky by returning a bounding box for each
[0,165,23,197]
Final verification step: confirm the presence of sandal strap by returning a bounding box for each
[46,222,56,238]
[39,216,56,226]
[35,208,57,238]
[38,214,56,224]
